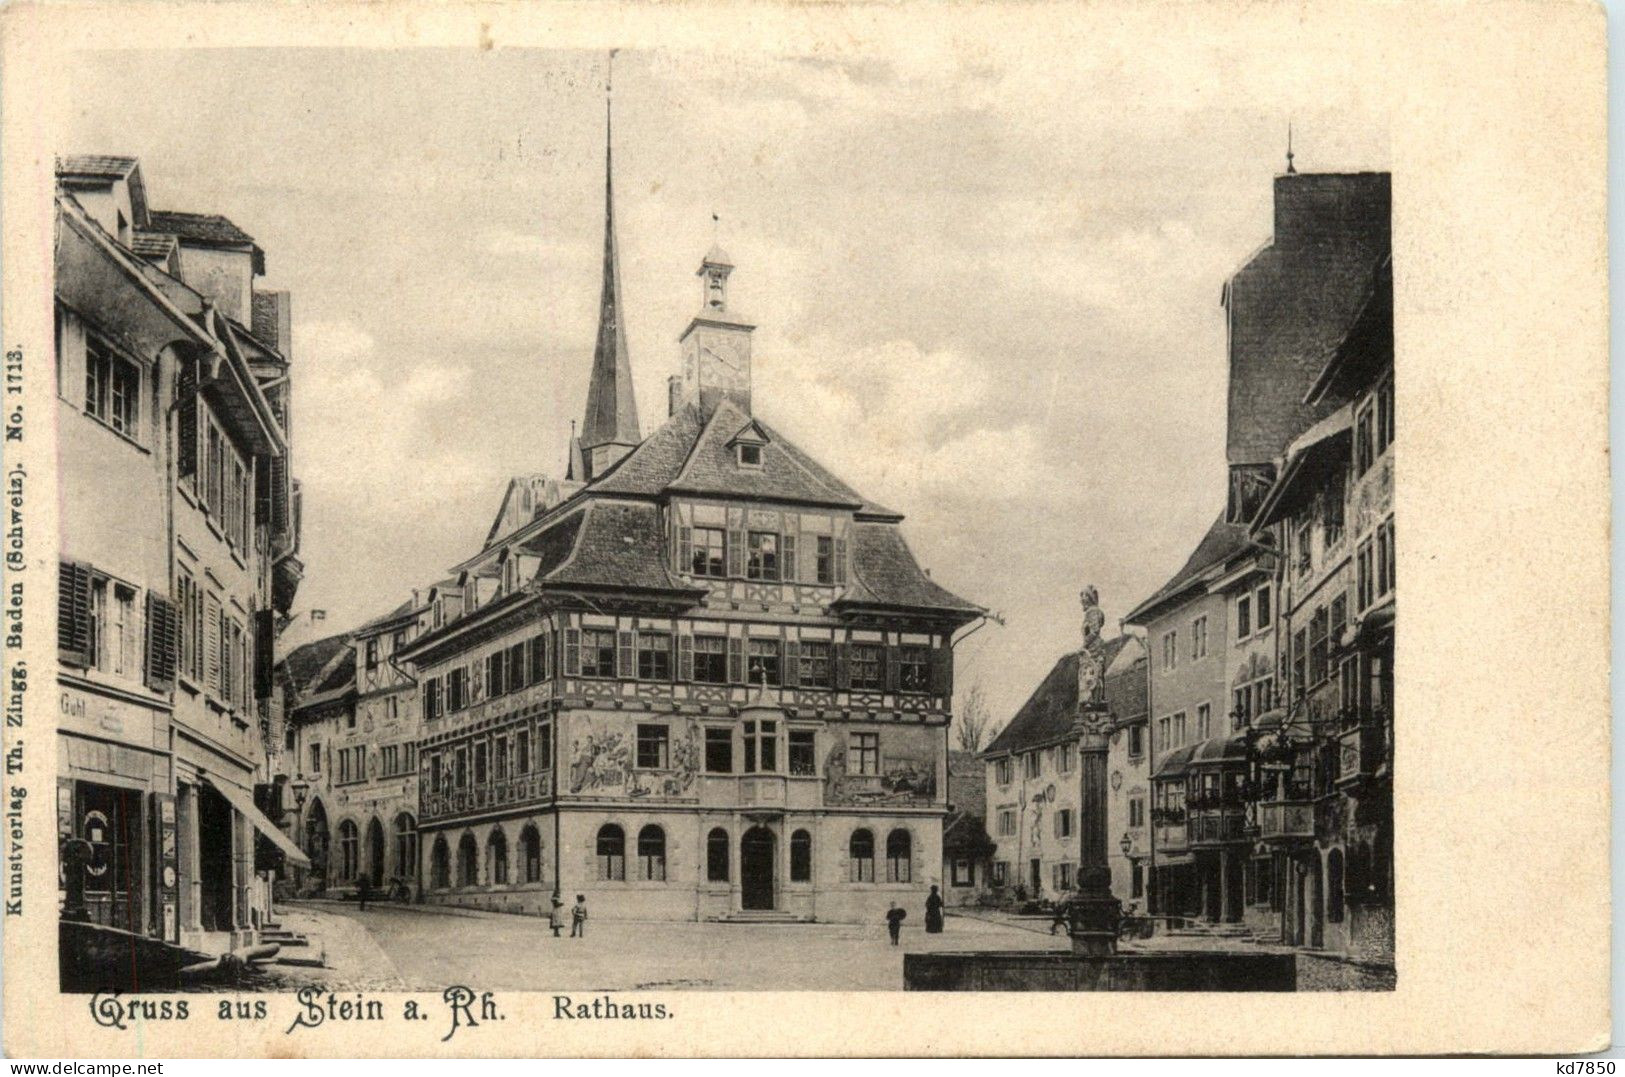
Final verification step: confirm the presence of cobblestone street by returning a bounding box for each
[256,901,1077,992]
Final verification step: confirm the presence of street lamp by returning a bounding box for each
[1119,832,1133,858]
[291,780,310,812]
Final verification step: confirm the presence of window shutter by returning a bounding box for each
[618,630,635,679]
[834,537,849,586]
[678,631,694,682]
[677,526,692,575]
[253,609,274,699]
[835,641,850,689]
[563,627,581,677]
[726,530,745,578]
[205,593,222,694]
[57,561,92,666]
[885,645,900,692]
[727,637,744,684]
[176,360,197,480]
[782,534,797,583]
[143,593,177,692]
[783,640,800,687]
[253,454,272,528]
[932,642,953,699]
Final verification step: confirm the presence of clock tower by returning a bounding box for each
[677,244,756,418]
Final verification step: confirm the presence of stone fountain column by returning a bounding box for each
[1068,585,1124,957]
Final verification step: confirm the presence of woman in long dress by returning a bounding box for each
[925,885,945,933]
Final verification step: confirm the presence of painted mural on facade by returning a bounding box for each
[823,724,939,806]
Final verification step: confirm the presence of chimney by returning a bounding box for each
[252,290,293,359]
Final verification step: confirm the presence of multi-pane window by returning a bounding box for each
[1054,809,1074,838]
[494,735,508,779]
[580,629,616,678]
[849,830,876,883]
[1236,595,1252,639]
[706,827,729,882]
[849,732,880,776]
[743,719,778,773]
[1196,702,1212,742]
[1257,585,1273,629]
[798,640,833,688]
[1053,862,1074,891]
[1356,400,1376,477]
[637,826,666,882]
[1023,751,1041,779]
[704,727,733,773]
[1171,711,1187,747]
[636,724,670,769]
[693,635,728,683]
[790,830,812,882]
[1129,797,1145,828]
[516,729,531,774]
[1057,743,1076,773]
[995,758,1013,785]
[1376,376,1394,456]
[84,337,140,439]
[788,730,817,775]
[746,638,780,686]
[596,825,626,881]
[1191,616,1208,660]
[309,742,321,774]
[850,643,883,690]
[951,859,974,887]
[886,829,912,883]
[1309,607,1330,686]
[1127,725,1144,758]
[637,632,671,680]
[447,667,467,711]
[1157,716,1171,753]
[746,532,779,581]
[816,536,835,584]
[473,741,488,785]
[691,527,726,577]
[1296,520,1313,576]
[997,810,1016,837]
[1292,628,1308,698]
[898,645,930,692]
[1377,517,1394,598]
[1161,632,1178,672]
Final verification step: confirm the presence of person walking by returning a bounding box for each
[1049,890,1074,935]
[550,893,566,938]
[884,902,907,946]
[356,875,370,912]
[570,893,588,938]
[925,885,945,934]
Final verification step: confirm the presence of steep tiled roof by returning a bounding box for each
[943,810,996,859]
[147,210,258,247]
[1226,173,1390,466]
[1105,647,1150,727]
[1124,511,1252,625]
[540,501,695,594]
[128,232,176,259]
[277,633,353,699]
[57,155,138,178]
[668,401,864,508]
[355,598,419,637]
[982,636,1132,757]
[836,522,980,616]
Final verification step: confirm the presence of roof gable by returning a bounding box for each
[983,636,1133,756]
[1125,511,1252,625]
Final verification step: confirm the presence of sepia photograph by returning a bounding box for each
[1,0,1608,1059]
[49,42,1393,997]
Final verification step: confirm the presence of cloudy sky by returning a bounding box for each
[62,42,1387,726]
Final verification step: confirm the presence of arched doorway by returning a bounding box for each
[366,817,386,888]
[304,799,330,894]
[741,826,775,910]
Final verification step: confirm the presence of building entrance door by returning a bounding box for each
[75,782,143,934]
[1029,857,1042,895]
[741,827,775,910]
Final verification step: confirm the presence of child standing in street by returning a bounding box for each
[570,893,588,938]
[550,893,566,938]
[884,902,907,946]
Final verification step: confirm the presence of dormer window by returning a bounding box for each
[728,419,770,469]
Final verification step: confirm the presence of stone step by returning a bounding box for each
[715,911,813,924]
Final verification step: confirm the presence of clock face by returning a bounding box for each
[705,341,742,374]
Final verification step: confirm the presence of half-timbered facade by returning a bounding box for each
[398,121,980,923]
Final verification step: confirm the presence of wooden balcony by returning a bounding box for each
[1256,800,1316,844]
[1187,807,1249,847]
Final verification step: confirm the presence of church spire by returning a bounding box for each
[579,50,641,480]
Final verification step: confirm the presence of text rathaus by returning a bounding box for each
[385,120,982,922]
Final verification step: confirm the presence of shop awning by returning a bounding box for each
[203,774,310,868]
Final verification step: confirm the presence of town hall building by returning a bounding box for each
[396,110,982,922]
